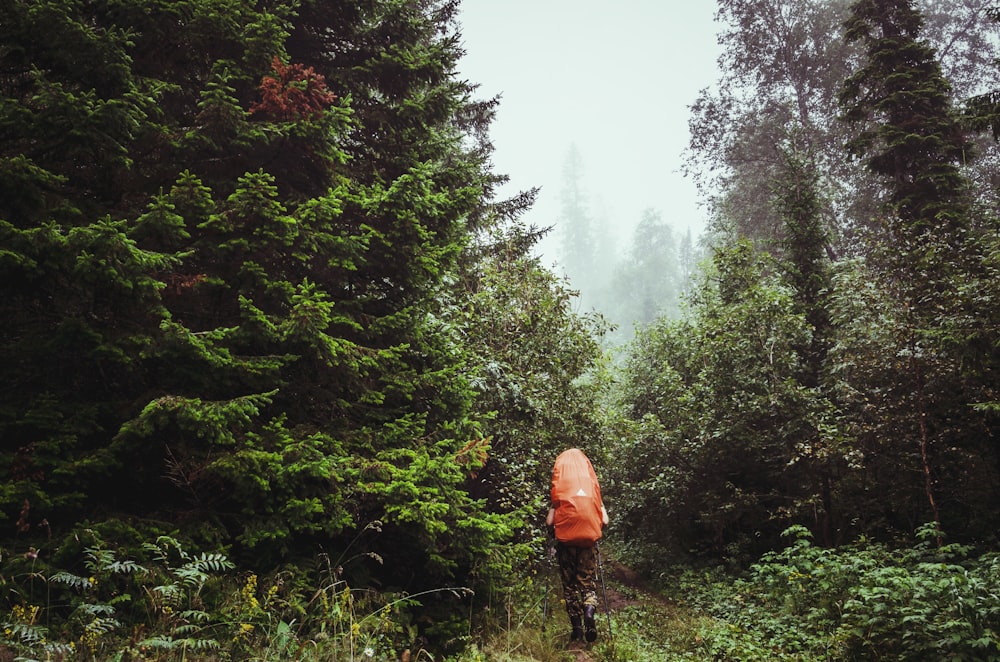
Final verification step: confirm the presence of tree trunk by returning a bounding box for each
[913,354,943,546]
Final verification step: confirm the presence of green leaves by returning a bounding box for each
[724,525,1000,660]
[616,242,820,550]
[120,391,276,447]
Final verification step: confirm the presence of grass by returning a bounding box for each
[453,556,739,662]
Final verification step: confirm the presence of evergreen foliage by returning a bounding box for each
[608,209,682,329]
[839,0,973,254]
[1,1,579,651]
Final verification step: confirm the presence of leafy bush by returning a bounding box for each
[711,524,1000,660]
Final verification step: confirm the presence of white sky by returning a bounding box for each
[456,1,723,262]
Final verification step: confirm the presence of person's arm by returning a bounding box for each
[546,507,555,527]
[601,505,609,526]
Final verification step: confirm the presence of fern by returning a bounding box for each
[175,552,234,589]
[143,536,188,565]
[105,559,147,576]
[178,637,222,651]
[137,634,180,650]
[76,603,117,617]
[150,582,182,606]
[138,634,221,651]
[49,571,91,591]
[2,621,46,645]
[178,609,211,623]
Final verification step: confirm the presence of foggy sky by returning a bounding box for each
[456,1,722,262]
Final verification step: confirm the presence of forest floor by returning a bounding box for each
[481,544,728,661]
[566,561,644,661]
[551,558,679,662]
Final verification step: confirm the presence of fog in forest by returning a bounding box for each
[457,1,722,343]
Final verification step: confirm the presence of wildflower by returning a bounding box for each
[241,574,260,611]
[233,622,255,643]
[364,646,375,658]
[11,603,39,624]
[264,583,279,607]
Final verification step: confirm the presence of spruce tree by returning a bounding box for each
[837,0,989,539]
[839,0,973,263]
[1,0,514,612]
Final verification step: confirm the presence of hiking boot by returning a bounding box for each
[569,616,583,641]
[584,605,597,642]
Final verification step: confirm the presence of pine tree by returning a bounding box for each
[839,0,973,262]
[837,0,984,539]
[608,209,681,333]
[1,0,515,612]
[557,144,597,294]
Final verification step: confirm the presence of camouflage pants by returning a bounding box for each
[556,542,599,620]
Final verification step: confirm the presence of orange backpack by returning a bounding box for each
[550,448,604,546]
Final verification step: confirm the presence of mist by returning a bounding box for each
[456,1,722,270]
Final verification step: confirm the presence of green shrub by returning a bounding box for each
[715,524,1000,660]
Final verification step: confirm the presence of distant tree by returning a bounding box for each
[688,0,861,254]
[556,144,598,295]
[677,227,701,300]
[688,0,1000,257]
[607,209,681,335]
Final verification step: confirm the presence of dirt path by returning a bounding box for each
[555,558,666,661]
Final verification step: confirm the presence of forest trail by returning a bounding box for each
[553,557,670,661]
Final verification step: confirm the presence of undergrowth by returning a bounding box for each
[462,525,1000,661]
[1,527,472,661]
[669,523,1000,661]
[5,524,999,660]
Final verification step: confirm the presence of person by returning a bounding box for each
[545,448,609,643]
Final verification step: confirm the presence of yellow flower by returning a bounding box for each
[241,574,260,611]
[232,622,255,643]
[11,603,40,625]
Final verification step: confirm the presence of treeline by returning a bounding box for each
[0,0,608,656]
[609,0,1000,568]
[548,145,705,348]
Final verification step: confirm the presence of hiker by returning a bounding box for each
[546,448,609,643]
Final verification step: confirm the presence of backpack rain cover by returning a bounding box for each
[550,448,604,546]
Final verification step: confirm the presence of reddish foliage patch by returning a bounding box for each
[250,56,336,121]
